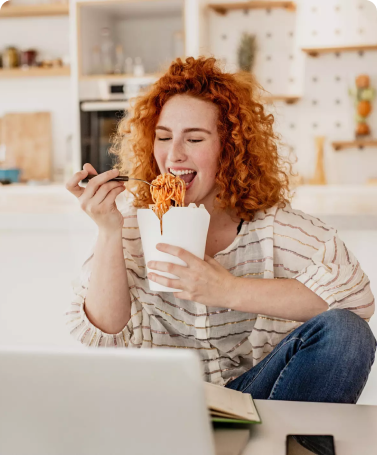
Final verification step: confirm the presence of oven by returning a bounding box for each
[79,76,156,174]
[80,100,129,174]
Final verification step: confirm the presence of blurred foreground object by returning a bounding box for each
[0,113,51,182]
[309,137,326,185]
[349,74,375,137]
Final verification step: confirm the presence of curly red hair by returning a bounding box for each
[111,56,291,221]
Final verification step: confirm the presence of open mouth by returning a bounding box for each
[169,168,197,189]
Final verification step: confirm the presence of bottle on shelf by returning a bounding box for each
[100,27,114,74]
[133,57,145,77]
[124,57,133,75]
[91,45,102,75]
[114,45,124,74]
[2,47,19,69]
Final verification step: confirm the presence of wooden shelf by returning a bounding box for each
[0,66,70,78]
[0,3,69,18]
[302,44,377,57]
[264,95,301,104]
[332,140,377,151]
[208,1,296,15]
[80,73,160,81]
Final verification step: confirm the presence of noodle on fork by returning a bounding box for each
[150,173,186,233]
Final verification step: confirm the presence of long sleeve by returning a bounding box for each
[64,205,148,347]
[274,205,375,321]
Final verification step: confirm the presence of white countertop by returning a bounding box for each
[1,184,376,230]
[244,399,377,455]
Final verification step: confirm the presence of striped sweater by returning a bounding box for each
[65,202,375,386]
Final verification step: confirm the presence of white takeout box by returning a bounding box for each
[137,204,210,292]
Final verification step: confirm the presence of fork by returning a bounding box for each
[85,174,157,187]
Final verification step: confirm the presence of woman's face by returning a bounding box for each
[154,94,221,208]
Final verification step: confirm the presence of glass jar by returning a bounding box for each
[20,49,37,68]
[3,47,19,69]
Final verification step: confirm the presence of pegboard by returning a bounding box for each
[206,0,377,184]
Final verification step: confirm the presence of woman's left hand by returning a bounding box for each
[147,243,237,308]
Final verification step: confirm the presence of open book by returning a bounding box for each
[204,382,261,425]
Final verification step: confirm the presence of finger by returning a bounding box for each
[85,168,120,199]
[83,163,98,176]
[147,272,183,290]
[65,169,88,198]
[91,181,125,205]
[204,254,220,266]
[100,185,126,206]
[147,261,186,277]
[156,243,195,265]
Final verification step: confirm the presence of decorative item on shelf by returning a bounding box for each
[39,57,63,68]
[100,27,114,75]
[91,45,102,75]
[20,49,37,68]
[133,57,145,77]
[309,136,326,185]
[237,33,256,72]
[124,57,133,75]
[349,74,375,137]
[2,46,19,68]
[114,45,124,74]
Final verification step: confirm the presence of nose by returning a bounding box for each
[167,139,187,163]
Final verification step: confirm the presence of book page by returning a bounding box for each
[204,382,260,422]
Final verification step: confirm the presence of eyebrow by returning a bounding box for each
[155,126,211,134]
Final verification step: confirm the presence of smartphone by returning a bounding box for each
[286,435,336,455]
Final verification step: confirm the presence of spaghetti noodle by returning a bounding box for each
[150,173,186,232]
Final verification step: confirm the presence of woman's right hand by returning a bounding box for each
[66,163,126,233]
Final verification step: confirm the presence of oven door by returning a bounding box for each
[80,101,129,174]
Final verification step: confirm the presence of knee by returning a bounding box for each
[314,309,376,362]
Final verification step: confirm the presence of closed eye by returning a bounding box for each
[158,138,202,143]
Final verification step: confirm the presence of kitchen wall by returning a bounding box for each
[0,6,72,181]
[205,0,377,184]
[2,0,377,183]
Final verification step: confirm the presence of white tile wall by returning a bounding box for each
[204,0,377,184]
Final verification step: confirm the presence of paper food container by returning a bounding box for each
[137,204,210,292]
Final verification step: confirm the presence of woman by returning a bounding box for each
[66,57,376,404]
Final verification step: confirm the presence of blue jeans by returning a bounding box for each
[226,309,376,404]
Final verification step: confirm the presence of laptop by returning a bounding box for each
[0,345,216,455]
